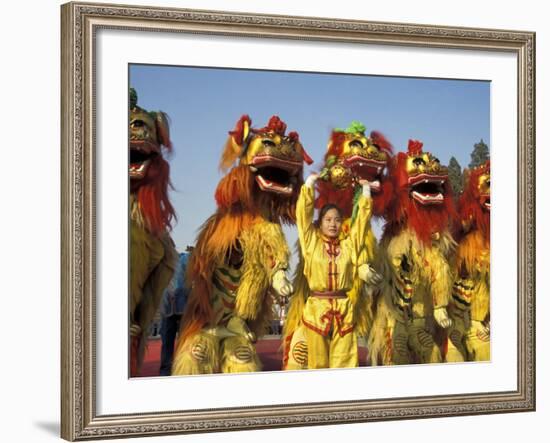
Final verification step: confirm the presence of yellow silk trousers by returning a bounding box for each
[302,297,358,369]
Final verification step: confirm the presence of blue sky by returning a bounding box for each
[130,64,490,260]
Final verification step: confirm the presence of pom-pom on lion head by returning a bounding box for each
[129,88,175,236]
[459,160,490,239]
[315,121,394,218]
[384,139,456,244]
[215,115,311,224]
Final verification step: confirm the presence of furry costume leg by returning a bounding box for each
[130,222,177,374]
[171,331,220,375]
[368,284,412,365]
[408,318,442,364]
[391,321,413,365]
[220,336,262,373]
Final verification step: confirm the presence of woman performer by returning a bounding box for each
[296,173,374,369]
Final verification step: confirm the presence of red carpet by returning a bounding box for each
[137,336,368,377]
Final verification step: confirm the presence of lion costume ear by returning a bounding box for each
[407,139,423,155]
[220,115,251,171]
[155,112,172,150]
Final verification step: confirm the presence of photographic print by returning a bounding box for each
[61,2,534,439]
[128,65,491,377]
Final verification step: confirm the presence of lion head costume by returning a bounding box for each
[315,121,394,219]
[382,139,456,244]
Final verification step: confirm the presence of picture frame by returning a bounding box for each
[60,1,535,440]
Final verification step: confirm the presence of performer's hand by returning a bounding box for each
[434,306,453,329]
[227,316,256,342]
[272,269,294,297]
[358,179,371,198]
[129,323,142,337]
[305,173,319,188]
[358,264,383,286]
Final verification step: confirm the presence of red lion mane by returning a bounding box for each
[132,155,176,237]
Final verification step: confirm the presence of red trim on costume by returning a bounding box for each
[328,256,333,291]
[324,239,341,292]
[302,301,355,338]
[311,290,347,299]
[282,333,293,368]
[302,315,332,337]
[337,325,355,337]
[332,260,338,292]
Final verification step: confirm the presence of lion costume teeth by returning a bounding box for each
[172,115,309,375]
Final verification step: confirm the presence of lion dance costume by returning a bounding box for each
[368,140,456,365]
[129,88,178,376]
[283,121,393,370]
[446,160,490,362]
[171,115,311,375]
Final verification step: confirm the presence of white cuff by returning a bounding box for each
[362,183,371,198]
[305,175,318,188]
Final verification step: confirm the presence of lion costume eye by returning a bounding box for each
[262,139,276,148]
[413,157,426,166]
[350,139,364,149]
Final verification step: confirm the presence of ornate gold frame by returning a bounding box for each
[61,1,535,440]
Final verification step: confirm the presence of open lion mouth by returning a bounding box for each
[250,155,301,195]
[343,155,386,193]
[408,173,447,205]
[481,195,491,211]
[129,140,159,179]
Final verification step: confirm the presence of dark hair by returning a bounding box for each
[315,203,343,227]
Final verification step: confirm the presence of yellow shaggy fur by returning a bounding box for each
[368,228,455,365]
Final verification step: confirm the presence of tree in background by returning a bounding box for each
[469,139,490,168]
[448,156,463,197]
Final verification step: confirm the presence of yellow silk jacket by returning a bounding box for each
[296,184,372,293]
